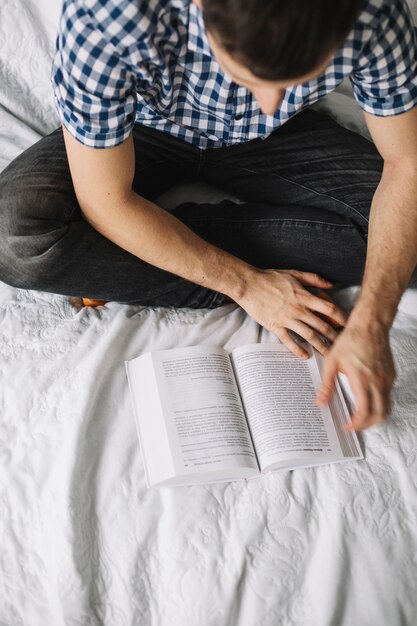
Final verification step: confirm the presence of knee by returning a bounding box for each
[0,234,41,290]
[0,180,64,290]
[0,221,35,291]
[0,176,23,287]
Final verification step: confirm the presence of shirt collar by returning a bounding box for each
[187,1,213,58]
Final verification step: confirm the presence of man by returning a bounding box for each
[0,0,416,431]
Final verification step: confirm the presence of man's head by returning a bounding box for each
[194,0,363,115]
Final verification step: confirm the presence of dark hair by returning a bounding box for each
[201,0,364,80]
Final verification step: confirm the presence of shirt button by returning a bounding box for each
[235,113,243,120]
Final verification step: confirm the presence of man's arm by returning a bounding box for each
[63,125,347,355]
[350,106,417,326]
[318,105,417,430]
[62,127,250,299]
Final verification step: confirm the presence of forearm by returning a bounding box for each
[83,190,255,300]
[350,163,417,329]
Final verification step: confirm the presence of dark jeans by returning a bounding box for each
[0,108,384,308]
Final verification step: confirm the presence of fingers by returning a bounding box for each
[263,270,346,352]
[288,320,331,356]
[345,379,391,431]
[344,369,371,423]
[275,328,310,359]
[289,270,333,289]
[305,293,348,328]
[285,305,340,356]
[271,303,341,358]
[316,357,338,405]
[299,313,339,343]
[316,360,390,431]
[314,291,345,328]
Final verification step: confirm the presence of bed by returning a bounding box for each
[1,1,417,624]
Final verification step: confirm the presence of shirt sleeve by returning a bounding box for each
[350,0,417,116]
[51,1,138,148]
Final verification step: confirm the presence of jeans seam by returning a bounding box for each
[208,162,372,225]
[184,217,358,227]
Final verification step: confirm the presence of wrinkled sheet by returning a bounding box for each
[1,1,417,624]
[1,285,417,626]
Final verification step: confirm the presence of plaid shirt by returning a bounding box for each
[51,0,417,149]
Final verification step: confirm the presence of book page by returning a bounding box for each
[126,354,176,488]
[231,343,358,472]
[149,345,259,480]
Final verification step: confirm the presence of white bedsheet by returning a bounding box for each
[1,1,417,625]
[1,284,417,625]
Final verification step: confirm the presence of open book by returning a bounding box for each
[125,343,362,487]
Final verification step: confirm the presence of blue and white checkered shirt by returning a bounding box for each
[51,0,417,149]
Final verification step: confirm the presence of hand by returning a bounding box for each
[316,324,396,431]
[237,268,349,357]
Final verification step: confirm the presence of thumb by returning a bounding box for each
[316,357,337,405]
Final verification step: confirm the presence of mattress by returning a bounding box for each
[1,1,417,625]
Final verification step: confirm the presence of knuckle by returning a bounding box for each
[320,322,332,335]
[325,302,337,314]
[305,328,316,341]
[272,325,288,341]
[271,321,284,336]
